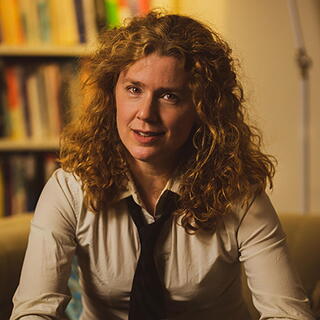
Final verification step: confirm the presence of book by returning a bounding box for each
[0,61,10,138]
[0,18,2,43]
[49,0,79,45]
[25,67,45,139]
[104,0,120,28]
[36,66,50,138]
[127,0,139,16]
[74,0,86,43]
[42,63,62,138]
[24,154,42,213]
[119,0,131,23]
[1,60,83,142]
[59,62,75,127]
[83,0,98,45]
[138,0,150,15]
[20,67,32,138]
[0,0,24,44]
[0,153,58,215]
[4,65,27,139]
[67,63,82,121]
[18,0,41,44]
[0,153,59,216]
[95,0,107,32]
[10,155,27,215]
[37,0,52,43]
[0,160,4,217]
[2,157,12,216]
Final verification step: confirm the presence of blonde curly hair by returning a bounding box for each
[59,11,275,232]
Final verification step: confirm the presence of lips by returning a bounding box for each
[132,129,165,143]
[133,130,164,137]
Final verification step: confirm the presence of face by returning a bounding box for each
[115,53,197,170]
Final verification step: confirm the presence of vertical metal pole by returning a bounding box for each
[287,0,312,214]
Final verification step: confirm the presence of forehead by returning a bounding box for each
[119,53,189,88]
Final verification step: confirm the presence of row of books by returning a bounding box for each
[0,60,80,140]
[0,0,150,46]
[0,152,58,217]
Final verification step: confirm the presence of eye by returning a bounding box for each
[162,92,179,104]
[127,86,141,95]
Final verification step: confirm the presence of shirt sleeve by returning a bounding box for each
[237,191,315,320]
[10,169,79,320]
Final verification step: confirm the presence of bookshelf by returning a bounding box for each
[0,138,59,151]
[0,0,151,217]
[0,45,95,57]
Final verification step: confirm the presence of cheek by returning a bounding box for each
[171,112,196,140]
[116,110,129,137]
[116,99,131,130]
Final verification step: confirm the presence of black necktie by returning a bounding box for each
[126,191,178,320]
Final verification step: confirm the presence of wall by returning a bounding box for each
[174,0,320,215]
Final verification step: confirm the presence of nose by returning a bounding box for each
[137,95,159,122]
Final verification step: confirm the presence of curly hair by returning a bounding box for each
[59,10,275,232]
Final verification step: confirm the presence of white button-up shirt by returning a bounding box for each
[10,169,315,319]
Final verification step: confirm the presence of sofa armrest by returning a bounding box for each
[0,213,33,320]
[241,213,320,319]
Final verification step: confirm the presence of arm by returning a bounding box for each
[10,169,79,320]
[238,192,315,320]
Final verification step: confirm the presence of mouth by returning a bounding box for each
[133,130,164,137]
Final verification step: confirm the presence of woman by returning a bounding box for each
[11,11,315,320]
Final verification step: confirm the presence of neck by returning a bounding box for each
[128,159,175,215]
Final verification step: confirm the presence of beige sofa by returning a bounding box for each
[1,213,319,320]
[242,214,320,319]
[0,214,33,320]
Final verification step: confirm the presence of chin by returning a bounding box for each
[130,152,159,163]
[126,148,169,166]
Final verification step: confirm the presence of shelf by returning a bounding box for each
[0,44,97,57]
[0,139,59,151]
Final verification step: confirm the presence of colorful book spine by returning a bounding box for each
[95,0,107,31]
[20,68,32,138]
[2,157,11,216]
[0,0,150,46]
[24,154,39,213]
[0,160,4,217]
[49,0,79,45]
[83,0,98,45]
[36,67,50,138]
[20,0,41,44]
[0,61,10,138]
[4,65,27,139]
[25,70,44,139]
[119,0,132,22]
[0,61,83,142]
[10,155,27,216]
[138,0,150,15]
[37,0,52,43]
[104,0,120,28]
[0,0,24,44]
[74,0,86,43]
[0,153,58,216]
[42,63,62,138]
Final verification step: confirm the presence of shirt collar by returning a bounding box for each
[115,171,182,204]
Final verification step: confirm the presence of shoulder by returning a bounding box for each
[239,191,279,227]
[222,191,282,238]
[47,168,83,204]
[226,191,285,251]
[50,167,82,189]
[226,190,276,222]
[33,168,84,227]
